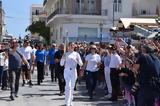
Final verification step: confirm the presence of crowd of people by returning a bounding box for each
[0,37,160,106]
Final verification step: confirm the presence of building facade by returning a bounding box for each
[43,0,159,43]
[30,4,47,40]
[44,0,109,43]
[31,4,46,23]
[132,0,160,18]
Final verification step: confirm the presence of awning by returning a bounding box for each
[118,18,158,29]
[148,32,159,38]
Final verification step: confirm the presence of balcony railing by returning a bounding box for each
[43,0,47,6]
[47,8,105,22]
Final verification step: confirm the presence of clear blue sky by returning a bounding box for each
[3,0,43,38]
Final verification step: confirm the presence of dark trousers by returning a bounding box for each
[55,64,65,92]
[9,69,21,95]
[50,64,56,82]
[37,61,44,84]
[86,71,98,98]
[137,87,157,106]
[2,70,8,88]
[110,68,120,99]
[0,66,3,86]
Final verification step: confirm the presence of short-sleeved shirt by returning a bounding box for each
[136,53,156,86]
[32,48,37,55]
[0,52,5,66]
[109,53,122,68]
[54,49,64,71]
[85,53,101,72]
[48,48,55,65]
[19,46,32,60]
[9,50,22,70]
[54,49,64,61]
[35,50,45,63]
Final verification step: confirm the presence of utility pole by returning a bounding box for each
[112,0,115,27]
[0,0,2,42]
[100,23,103,42]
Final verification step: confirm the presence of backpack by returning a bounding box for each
[148,54,160,93]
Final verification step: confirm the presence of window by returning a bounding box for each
[114,0,122,12]
[76,0,85,14]
[88,0,96,14]
[35,10,39,15]
[78,27,98,38]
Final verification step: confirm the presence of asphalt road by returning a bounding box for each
[0,72,125,106]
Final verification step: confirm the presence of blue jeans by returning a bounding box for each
[86,71,98,98]
[0,66,3,86]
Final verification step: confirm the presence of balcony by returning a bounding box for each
[47,8,103,22]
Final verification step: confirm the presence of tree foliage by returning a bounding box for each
[26,21,50,44]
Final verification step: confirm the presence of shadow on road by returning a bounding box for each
[0,96,13,101]
[39,89,59,92]
[22,93,55,97]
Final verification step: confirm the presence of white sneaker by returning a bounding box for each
[105,93,112,98]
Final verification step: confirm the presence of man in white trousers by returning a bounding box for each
[103,49,112,98]
[60,42,83,106]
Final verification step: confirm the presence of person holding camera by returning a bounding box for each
[133,45,159,106]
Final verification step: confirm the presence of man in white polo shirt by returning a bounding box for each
[19,40,33,86]
[108,46,122,101]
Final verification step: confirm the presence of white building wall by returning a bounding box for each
[102,0,132,21]
[133,0,158,15]
[63,24,78,37]
[50,22,104,43]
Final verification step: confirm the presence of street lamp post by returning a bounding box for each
[100,23,103,42]
[113,0,115,27]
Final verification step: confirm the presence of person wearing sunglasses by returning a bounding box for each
[83,45,101,100]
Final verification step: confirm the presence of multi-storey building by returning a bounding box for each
[44,0,109,43]
[31,4,46,23]
[43,0,160,43]
[30,4,47,40]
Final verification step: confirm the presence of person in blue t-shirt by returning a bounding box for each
[35,44,46,85]
[48,43,56,82]
[44,45,49,76]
